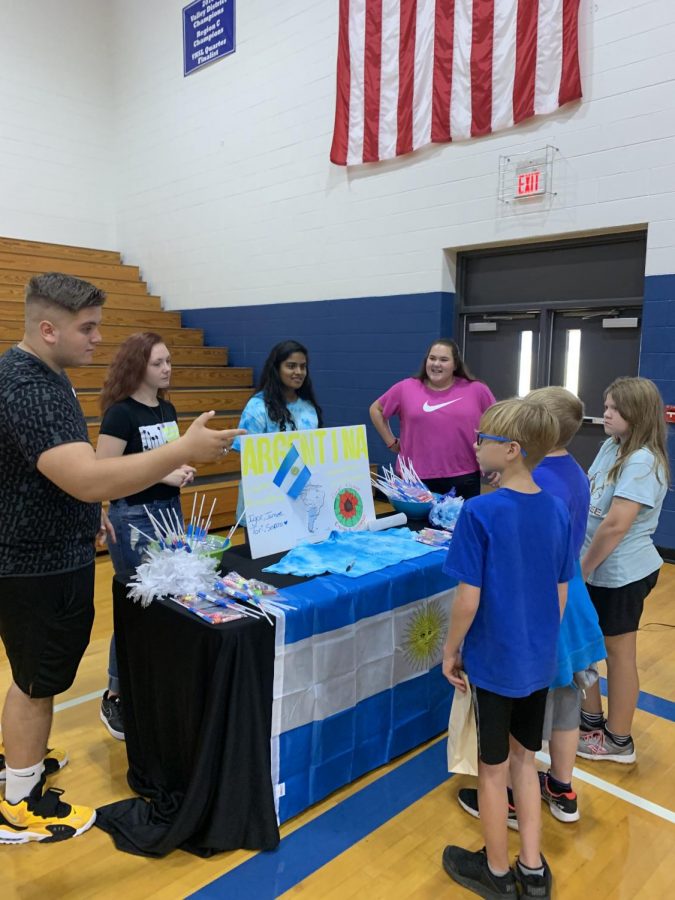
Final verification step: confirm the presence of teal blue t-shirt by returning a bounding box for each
[583,439,667,588]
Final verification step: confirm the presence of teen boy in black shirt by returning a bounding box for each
[0,273,243,844]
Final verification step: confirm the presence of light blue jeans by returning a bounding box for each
[106,495,183,692]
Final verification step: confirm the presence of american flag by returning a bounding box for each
[330,0,582,166]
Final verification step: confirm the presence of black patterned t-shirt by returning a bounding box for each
[0,346,100,576]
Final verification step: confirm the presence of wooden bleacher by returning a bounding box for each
[0,236,252,529]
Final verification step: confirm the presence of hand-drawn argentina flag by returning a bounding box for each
[271,553,457,822]
[273,444,312,499]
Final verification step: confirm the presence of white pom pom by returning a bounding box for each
[126,547,220,608]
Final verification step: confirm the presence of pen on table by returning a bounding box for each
[345,559,355,573]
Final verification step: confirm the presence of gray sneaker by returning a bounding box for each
[576,729,635,763]
[100,691,125,741]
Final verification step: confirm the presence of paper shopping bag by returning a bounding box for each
[447,672,478,776]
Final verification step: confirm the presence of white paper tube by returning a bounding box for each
[367,513,407,532]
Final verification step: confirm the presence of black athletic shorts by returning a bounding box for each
[587,569,659,637]
[471,685,549,765]
[0,563,95,698]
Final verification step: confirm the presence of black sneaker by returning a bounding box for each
[100,691,125,741]
[442,846,517,898]
[514,855,553,899]
[539,771,579,823]
[457,787,519,831]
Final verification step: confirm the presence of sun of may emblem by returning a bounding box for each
[403,601,447,670]
[334,487,364,527]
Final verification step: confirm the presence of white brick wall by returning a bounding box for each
[0,0,116,249]
[105,0,675,309]
[1,1,675,299]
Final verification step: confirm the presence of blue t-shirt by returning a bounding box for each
[531,454,605,689]
[443,489,575,698]
[533,454,590,558]
[583,439,666,588]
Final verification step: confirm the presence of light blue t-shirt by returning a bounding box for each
[233,393,320,523]
[443,489,575,698]
[583,439,667,588]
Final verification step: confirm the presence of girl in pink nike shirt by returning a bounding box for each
[370,339,495,499]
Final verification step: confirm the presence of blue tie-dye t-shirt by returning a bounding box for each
[233,393,319,451]
[233,393,320,522]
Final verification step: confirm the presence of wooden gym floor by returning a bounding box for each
[1,547,674,899]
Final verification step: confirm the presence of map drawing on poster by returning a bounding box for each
[240,425,376,559]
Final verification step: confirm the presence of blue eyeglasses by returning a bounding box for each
[476,432,527,457]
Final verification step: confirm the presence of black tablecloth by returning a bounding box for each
[95,577,280,857]
[96,520,422,857]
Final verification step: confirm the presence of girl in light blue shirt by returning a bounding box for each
[578,377,670,764]
[233,340,324,523]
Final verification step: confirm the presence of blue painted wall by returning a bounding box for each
[640,275,675,555]
[181,279,675,553]
[181,291,455,471]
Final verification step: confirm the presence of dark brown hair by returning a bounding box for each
[25,272,105,312]
[415,338,477,383]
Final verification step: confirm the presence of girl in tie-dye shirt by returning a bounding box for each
[233,340,324,523]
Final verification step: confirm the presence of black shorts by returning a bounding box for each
[587,569,659,637]
[471,685,549,765]
[0,564,95,698]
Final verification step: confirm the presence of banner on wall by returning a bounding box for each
[183,0,235,77]
[240,425,376,559]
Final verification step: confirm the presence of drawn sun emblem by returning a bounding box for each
[403,601,447,670]
[334,487,364,527]
[290,465,300,476]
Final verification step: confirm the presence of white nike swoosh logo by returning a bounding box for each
[422,398,462,412]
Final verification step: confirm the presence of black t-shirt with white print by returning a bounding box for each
[99,396,180,506]
[0,346,101,577]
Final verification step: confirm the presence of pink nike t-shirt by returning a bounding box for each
[377,377,496,478]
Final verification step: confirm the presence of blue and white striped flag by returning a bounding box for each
[271,553,457,822]
[273,444,312,499]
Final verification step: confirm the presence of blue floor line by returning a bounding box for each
[189,683,674,899]
[600,678,675,722]
[188,739,452,899]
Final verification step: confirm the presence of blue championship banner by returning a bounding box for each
[183,0,235,76]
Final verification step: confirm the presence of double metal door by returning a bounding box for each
[462,308,641,470]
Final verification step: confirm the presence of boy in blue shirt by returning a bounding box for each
[441,398,575,900]
[458,387,606,826]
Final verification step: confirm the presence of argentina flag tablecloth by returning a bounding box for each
[272,551,457,822]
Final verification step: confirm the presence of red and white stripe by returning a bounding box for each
[330,0,581,166]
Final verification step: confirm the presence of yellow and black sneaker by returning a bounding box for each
[0,776,96,844]
[0,744,68,781]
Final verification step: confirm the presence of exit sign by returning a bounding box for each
[515,168,546,198]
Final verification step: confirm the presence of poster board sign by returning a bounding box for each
[240,425,375,559]
[183,0,235,76]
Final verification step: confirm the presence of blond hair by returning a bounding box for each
[604,377,671,485]
[526,387,584,448]
[479,398,560,470]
